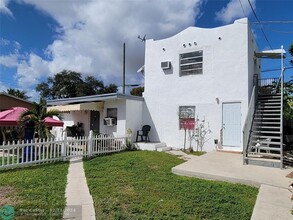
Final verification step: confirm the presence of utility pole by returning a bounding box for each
[122,43,126,94]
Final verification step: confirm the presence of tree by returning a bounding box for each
[284,43,293,119]
[6,88,30,100]
[19,98,62,139]
[36,70,118,99]
[130,87,144,96]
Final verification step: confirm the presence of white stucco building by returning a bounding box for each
[47,18,260,152]
[141,17,260,152]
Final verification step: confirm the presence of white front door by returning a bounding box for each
[222,103,241,147]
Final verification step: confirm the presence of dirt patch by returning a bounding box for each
[0,186,19,206]
[286,171,293,179]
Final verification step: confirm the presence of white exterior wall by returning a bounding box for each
[51,111,90,139]
[125,99,143,141]
[100,99,143,137]
[143,18,257,152]
[100,100,126,136]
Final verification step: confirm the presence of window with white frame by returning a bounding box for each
[179,106,195,130]
[179,50,203,76]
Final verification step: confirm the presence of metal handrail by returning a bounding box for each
[243,84,257,164]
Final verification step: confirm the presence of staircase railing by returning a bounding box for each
[243,74,258,164]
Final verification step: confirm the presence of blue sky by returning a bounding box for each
[0,0,292,101]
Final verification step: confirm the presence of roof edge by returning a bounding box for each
[0,92,34,104]
[47,93,144,106]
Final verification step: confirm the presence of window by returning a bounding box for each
[104,108,117,125]
[179,50,203,76]
[179,106,195,130]
[107,108,117,118]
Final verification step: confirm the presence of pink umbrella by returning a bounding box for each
[0,107,63,127]
[44,117,64,127]
[0,107,27,126]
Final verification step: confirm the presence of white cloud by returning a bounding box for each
[215,0,256,24]
[16,53,50,89]
[0,54,18,67]
[15,0,202,85]
[0,0,13,16]
[0,81,8,92]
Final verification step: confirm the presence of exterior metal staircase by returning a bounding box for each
[243,75,284,168]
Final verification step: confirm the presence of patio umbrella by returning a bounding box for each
[0,107,63,127]
[44,117,64,127]
[0,107,27,126]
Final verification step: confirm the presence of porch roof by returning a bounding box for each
[47,102,104,112]
[47,93,144,106]
[255,49,286,59]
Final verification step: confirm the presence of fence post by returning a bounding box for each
[88,130,93,157]
[62,132,67,160]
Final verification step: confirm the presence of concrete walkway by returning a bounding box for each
[63,158,96,220]
[171,150,293,219]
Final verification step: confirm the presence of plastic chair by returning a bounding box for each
[136,125,151,142]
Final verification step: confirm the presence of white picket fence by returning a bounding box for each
[0,131,127,169]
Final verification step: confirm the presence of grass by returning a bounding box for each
[84,151,258,219]
[0,161,69,219]
[183,150,206,156]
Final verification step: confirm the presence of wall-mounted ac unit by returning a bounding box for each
[104,117,117,126]
[161,61,171,70]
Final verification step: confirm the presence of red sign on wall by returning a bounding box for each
[180,118,195,130]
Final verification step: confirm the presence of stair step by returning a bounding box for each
[251,140,281,145]
[251,135,281,139]
[252,126,280,129]
[244,157,281,168]
[253,121,280,125]
[252,130,281,134]
[259,93,281,96]
[258,97,281,101]
[254,114,281,117]
[254,117,280,120]
[258,102,281,105]
[256,109,281,112]
[258,152,281,158]
[257,106,281,109]
[258,99,281,102]
[258,146,281,151]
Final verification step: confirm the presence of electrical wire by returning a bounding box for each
[261,66,293,73]
[247,0,273,50]
[238,0,247,18]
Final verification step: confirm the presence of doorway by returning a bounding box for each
[90,111,100,133]
[222,103,241,147]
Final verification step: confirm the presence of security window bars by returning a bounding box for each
[179,50,203,76]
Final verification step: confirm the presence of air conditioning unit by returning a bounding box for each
[161,61,171,70]
[104,117,116,126]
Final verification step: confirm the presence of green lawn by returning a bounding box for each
[84,151,258,219]
[0,161,69,219]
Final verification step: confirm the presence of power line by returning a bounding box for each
[238,0,246,18]
[247,0,273,50]
[261,66,293,73]
[249,20,293,24]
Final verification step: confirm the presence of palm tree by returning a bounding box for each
[19,98,62,139]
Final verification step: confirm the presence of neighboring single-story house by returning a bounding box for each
[47,18,266,153]
[0,92,35,111]
[47,93,143,141]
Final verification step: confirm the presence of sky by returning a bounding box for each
[0,0,292,101]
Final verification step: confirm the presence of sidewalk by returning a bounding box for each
[63,158,96,220]
[170,150,293,219]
